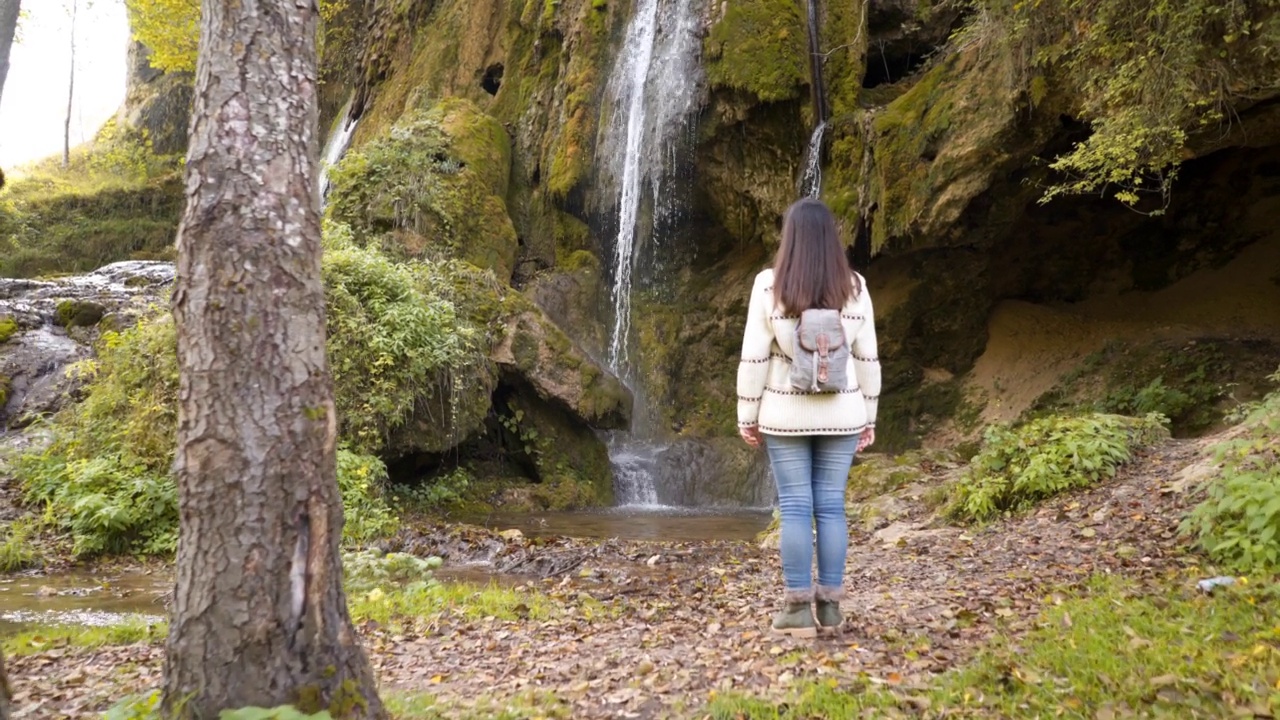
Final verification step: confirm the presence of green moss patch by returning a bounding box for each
[0,315,17,343]
[327,103,519,279]
[704,0,808,103]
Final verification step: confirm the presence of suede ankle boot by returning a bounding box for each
[815,585,844,634]
[771,588,817,638]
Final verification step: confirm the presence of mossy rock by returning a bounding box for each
[0,374,10,410]
[0,316,17,344]
[527,251,606,359]
[434,97,513,198]
[491,290,631,431]
[697,94,806,248]
[54,300,107,329]
[704,0,808,103]
[327,104,519,280]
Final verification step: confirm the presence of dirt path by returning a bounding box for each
[6,441,1207,719]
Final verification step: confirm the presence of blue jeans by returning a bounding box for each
[764,433,860,591]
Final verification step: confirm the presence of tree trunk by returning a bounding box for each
[162,0,384,717]
[0,0,15,699]
[0,0,20,108]
[0,646,11,720]
[62,0,75,169]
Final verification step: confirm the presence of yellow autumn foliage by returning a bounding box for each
[125,0,348,74]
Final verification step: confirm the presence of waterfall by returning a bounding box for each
[598,0,703,375]
[799,0,827,199]
[799,121,826,198]
[596,0,705,507]
[319,97,359,204]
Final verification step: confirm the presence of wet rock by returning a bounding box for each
[611,436,774,508]
[0,261,173,426]
[492,296,631,431]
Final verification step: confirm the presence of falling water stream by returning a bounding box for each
[319,97,360,203]
[596,0,713,508]
[799,121,827,198]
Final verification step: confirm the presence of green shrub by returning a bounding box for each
[14,230,472,555]
[392,466,474,510]
[18,314,181,555]
[1182,369,1280,573]
[0,517,40,572]
[948,412,1169,522]
[343,549,442,595]
[336,449,400,546]
[322,232,478,453]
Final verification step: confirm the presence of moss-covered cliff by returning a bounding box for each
[12,0,1280,505]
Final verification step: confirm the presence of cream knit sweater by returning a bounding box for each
[736,268,881,435]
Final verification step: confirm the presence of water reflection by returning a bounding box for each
[463,507,773,542]
[0,571,168,635]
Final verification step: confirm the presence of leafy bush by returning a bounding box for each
[16,250,459,555]
[392,467,474,510]
[1182,369,1280,573]
[336,449,400,546]
[343,549,442,595]
[0,517,40,572]
[322,231,478,453]
[949,412,1169,522]
[18,315,181,555]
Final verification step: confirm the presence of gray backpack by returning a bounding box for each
[789,308,849,393]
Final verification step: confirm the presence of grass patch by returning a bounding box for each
[0,123,183,278]
[707,573,1280,718]
[386,690,571,719]
[347,580,554,631]
[2,617,165,656]
[3,582,554,656]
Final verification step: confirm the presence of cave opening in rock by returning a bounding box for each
[861,41,932,88]
[482,63,504,95]
[874,138,1280,447]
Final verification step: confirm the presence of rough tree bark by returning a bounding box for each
[162,0,384,717]
[62,0,75,168]
[0,2,15,710]
[0,0,19,107]
[0,649,10,720]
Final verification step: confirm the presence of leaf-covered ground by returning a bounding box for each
[3,438,1257,718]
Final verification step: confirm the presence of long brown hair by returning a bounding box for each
[773,198,860,312]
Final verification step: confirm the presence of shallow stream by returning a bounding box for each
[0,508,770,635]
[0,570,169,635]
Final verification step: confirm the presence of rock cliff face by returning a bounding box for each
[94,0,1280,492]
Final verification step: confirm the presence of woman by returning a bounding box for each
[737,198,880,638]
